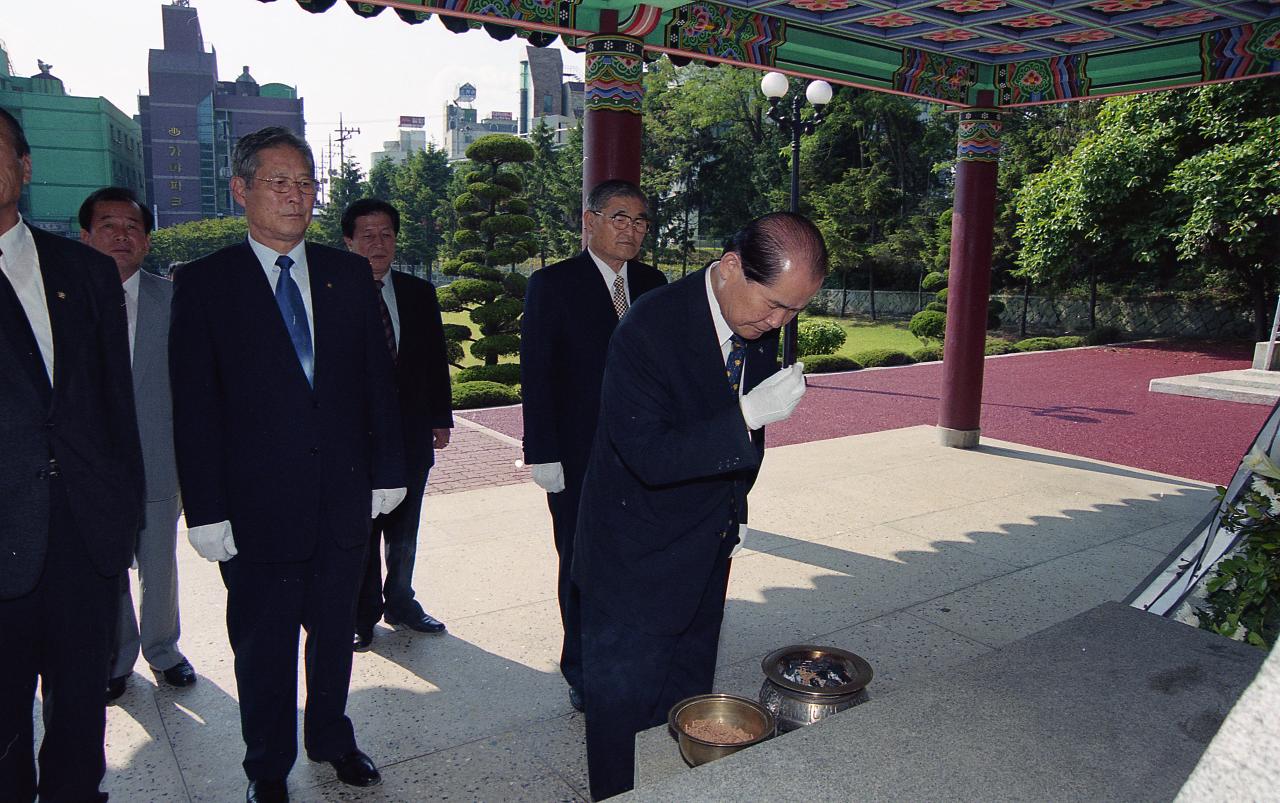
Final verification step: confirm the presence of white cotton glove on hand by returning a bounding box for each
[372,487,408,518]
[740,362,807,430]
[530,462,566,494]
[188,520,238,562]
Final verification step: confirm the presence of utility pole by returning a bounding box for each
[334,113,360,173]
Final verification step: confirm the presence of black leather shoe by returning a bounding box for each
[568,686,584,713]
[330,750,381,787]
[106,675,128,703]
[385,611,446,634]
[246,778,288,803]
[353,631,373,652]
[156,658,197,688]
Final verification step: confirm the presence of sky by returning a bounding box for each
[2,0,585,174]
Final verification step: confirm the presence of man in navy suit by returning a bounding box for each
[343,198,454,650]
[573,212,827,799]
[0,108,144,802]
[169,127,406,803]
[520,180,667,712]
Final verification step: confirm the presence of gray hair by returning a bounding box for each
[586,179,646,213]
[232,126,313,182]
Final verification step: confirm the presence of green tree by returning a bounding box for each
[523,119,580,267]
[313,157,365,247]
[390,145,452,269]
[439,134,536,365]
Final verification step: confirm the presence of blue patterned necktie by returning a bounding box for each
[725,334,746,393]
[274,254,314,386]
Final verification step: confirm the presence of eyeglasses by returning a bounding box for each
[254,177,319,195]
[589,210,651,232]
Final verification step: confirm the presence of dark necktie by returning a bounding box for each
[725,334,746,393]
[274,255,313,386]
[374,278,397,364]
[611,273,628,319]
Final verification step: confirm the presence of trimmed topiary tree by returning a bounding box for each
[455,363,522,386]
[797,320,848,358]
[438,134,537,365]
[909,309,947,343]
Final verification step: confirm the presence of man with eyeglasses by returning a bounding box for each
[169,126,406,803]
[520,179,667,713]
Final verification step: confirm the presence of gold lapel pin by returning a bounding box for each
[326,281,333,289]
[56,291,66,300]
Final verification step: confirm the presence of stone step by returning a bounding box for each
[1149,371,1280,405]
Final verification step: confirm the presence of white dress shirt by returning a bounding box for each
[377,272,401,347]
[248,236,315,346]
[122,269,140,364]
[705,261,737,364]
[0,215,54,382]
[588,248,629,306]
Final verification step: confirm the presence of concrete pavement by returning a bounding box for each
[87,424,1218,801]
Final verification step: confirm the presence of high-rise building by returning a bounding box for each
[137,1,305,229]
[371,127,427,168]
[519,46,583,146]
[0,48,145,236]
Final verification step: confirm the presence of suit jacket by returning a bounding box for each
[572,267,779,635]
[133,270,179,503]
[169,240,405,564]
[388,270,453,475]
[0,224,144,599]
[520,251,667,475]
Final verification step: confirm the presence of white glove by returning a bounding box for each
[372,487,408,518]
[530,462,565,494]
[740,362,807,430]
[188,520,237,562]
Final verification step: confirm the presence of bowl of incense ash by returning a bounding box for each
[759,644,872,732]
[668,693,776,767]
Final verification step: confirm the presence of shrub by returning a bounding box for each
[924,301,947,313]
[984,340,1018,356]
[1013,336,1061,352]
[909,310,947,343]
[1054,335,1086,349]
[802,354,861,374]
[1084,325,1126,346]
[912,345,943,363]
[988,299,1006,316]
[796,319,847,357]
[852,348,915,368]
[921,271,948,292]
[456,363,521,386]
[935,287,949,304]
[445,340,464,366]
[452,380,520,409]
[441,323,472,342]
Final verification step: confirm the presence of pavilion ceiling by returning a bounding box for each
[260,0,1279,105]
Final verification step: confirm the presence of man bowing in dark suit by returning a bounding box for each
[519,180,667,712]
[169,127,406,803]
[0,108,144,802]
[574,212,827,799]
[343,198,454,650]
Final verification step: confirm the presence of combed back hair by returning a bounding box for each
[586,179,646,213]
[341,198,400,238]
[0,107,30,158]
[232,126,313,182]
[79,186,154,234]
[722,212,828,286]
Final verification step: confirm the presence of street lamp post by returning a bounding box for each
[759,71,832,366]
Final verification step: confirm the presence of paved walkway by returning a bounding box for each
[92,414,1223,800]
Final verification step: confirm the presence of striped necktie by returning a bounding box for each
[274,254,314,386]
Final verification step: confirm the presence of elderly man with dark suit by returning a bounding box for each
[519,180,667,712]
[169,127,406,803]
[574,212,827,799]
[79,187,197,702]
[343,198,454,651]
[0,108,144,802]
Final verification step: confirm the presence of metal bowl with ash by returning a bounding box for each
[759,644,872,732]
[667,693,776,767]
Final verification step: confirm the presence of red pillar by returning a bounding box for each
[582,34,644,207]
[938,107,1001,448]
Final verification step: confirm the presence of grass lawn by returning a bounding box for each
[442,311,518,375]
[806,315,929,357]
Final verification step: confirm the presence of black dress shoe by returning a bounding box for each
[353,631,373,652]
[568,686,584,713]
[106,675,129,703]
[246,778,288,803]
[385,611,446,634]
[329,749,381,787]
[155,658,197,688]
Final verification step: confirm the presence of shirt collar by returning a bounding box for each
[247,235,307,274]
[587,247,627,288]
[0,214,35,266]
[705,261,735,349]
[122,269,141,299]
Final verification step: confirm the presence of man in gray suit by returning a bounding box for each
[79,187,195,700]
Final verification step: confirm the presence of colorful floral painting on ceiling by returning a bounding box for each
[979,42,1033,52]
[893,49,976,104]
[788,0,854,11]
[1202,21,1280,79]
[922,28,980,41]
[936,0,1006,12]
[996,55,1088,103]
[1000,13,1063,28]
[665,3,786,64]
[860,12,921,27]
[1087,0,1167,13]
[1053,29,1115,43]
[1143,9,1217,27]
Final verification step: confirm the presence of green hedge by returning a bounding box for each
[912,345,943,363]
[802,354,861,374]
[455,364,521,386]
[1054,335,1086,349]
[1013,336,1061,352]
[452,380,520,409]
[984,341,1018,356]
[852,348,915,368]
